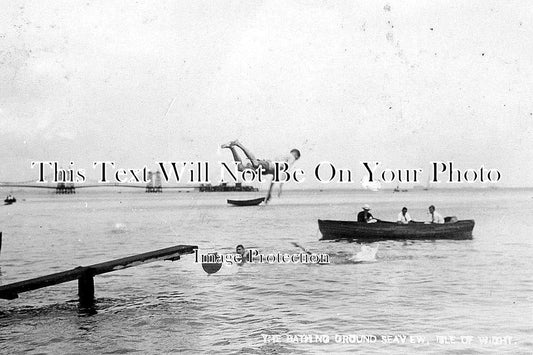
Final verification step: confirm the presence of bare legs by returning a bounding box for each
[222,145,251,171]
[221,140,262,171]
[231,140,259,167]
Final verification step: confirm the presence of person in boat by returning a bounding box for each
[221,140,301,202]
[397,207,412,224]
[235,244,249,265]
[357,204,377,223]
[427,205,444,224]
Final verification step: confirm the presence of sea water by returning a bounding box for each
[0,188,531,354]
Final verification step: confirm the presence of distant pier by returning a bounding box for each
[2,179,258,193]
[199,182,258,192]
[145,171,163,193]
[56,182,76,194]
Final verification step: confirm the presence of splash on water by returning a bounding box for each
[111,223,127,234]
[350,244,379,263]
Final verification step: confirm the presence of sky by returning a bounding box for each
[0,0,532,188]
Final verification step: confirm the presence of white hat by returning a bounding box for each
[362,204,371,210]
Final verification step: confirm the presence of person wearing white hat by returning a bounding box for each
[357,204,377,223]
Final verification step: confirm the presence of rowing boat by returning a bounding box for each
[318,219,474,241]
[227,197,265,206]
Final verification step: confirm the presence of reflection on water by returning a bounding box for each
[0,189,532,354]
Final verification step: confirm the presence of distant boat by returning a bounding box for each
[393,185,408,193]
[227,197,265,206]
[318,219,474,241]
[4,196,16,205]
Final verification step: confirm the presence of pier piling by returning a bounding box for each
[78,270,95,307]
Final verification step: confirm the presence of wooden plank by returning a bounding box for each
[0,244,197,300]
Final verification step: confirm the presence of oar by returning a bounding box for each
[291,242,329,265]
[291,242,312,255]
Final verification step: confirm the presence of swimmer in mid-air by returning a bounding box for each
[221,140,301,202]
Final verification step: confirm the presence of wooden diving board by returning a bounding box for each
[0,244,197,306]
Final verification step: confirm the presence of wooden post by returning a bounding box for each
[78,269,95,307]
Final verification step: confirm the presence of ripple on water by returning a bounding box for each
[1,190,532,353]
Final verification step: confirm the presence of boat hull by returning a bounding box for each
[318,219,474,241]
[227,197,265,206]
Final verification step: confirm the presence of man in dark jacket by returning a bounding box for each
[357,204,376,223]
